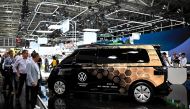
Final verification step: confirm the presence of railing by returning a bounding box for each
[36,95,48,109]
[0,37,16,47]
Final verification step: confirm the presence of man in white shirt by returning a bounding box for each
[26,53,40,108]
[14,50,29,99]
[3,50,14,93]
[179,53,187,68]
[15,52,22,61]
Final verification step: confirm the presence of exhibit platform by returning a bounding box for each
[0,79,189,109]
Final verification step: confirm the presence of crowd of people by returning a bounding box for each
[162,52,187,68]
[0,49,61,109]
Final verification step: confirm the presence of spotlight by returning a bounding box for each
[162,5,167,10]
[75,0,80,3]
[177,9,182,13]
[97,0,101,3]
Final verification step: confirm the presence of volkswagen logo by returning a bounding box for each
[78,72,87,82]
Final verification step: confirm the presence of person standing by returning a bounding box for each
[179,53,187,68]
[14,50,29,99]
[3,50,15,93]
[26,53,40,108]
[37,57,42,86]
[12,52,22,94]
[51,56,58,68]
[15,51,22,60]
[44,57,49,72]
[162,52,171,67]
[171,53,180,68]
[0,52,8,76]
[37,57,42,70]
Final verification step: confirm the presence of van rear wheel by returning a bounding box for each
[130,82,153,103]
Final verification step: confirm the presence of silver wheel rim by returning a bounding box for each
[134,85,151,103]
[54,81,65,95]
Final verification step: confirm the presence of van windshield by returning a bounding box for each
[59,50,79,66]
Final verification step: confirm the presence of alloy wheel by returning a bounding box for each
[54,81,66,95]
[133,85,151,103]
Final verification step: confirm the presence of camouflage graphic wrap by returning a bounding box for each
[82,45,164,94]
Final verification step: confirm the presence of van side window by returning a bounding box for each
[127,49,149,63]
[97,49,128,63]
[97,48,149,64]
[76,49,96,63]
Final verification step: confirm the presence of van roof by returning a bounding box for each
[78,44,160,49]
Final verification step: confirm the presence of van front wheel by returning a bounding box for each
[53,79,66,95]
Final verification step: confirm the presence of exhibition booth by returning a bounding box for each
[0,1,190,109]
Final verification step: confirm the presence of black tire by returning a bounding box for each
[129,82,154,103]
[53,78,67,96]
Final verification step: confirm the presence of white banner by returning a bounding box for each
[38,38,48,44]
[61,19,70,33]
[83,32,97,44]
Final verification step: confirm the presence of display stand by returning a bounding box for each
[168,68,187,84]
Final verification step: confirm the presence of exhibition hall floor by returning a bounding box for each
[0,80,190,109]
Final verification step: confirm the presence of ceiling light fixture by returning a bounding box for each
[5,10,13,13]
[48,25,62,29]
[36,30,53,33]
[83,29,100,32]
